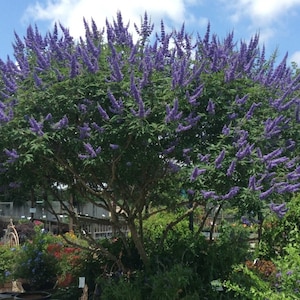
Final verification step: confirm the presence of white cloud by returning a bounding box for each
[228,0,300,23]
[290,51,300,66]
[23,0,194,39]
[224,0,300,43]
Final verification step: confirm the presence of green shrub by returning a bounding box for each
[99,264,198,300]
[225,202,300,299]
[0,244,16,285]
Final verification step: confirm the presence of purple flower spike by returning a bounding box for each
[267,157,288,169]
[259,187,273,199]
[78,123,91,139]
[4,149,19,163]
[215,149,225,169]
[222,186,240,200]
[44,113,52,121]
[108,90,124,114]
[248,175,256,190]
[269,202,288,218]
[206,99,215,114]
[168,161,181,173]
[222,125,230,135]
[190,167,206,182]
[84,143,97,158]
[226,160,236,177]
[263,148,283,162]
[52,115,68,130]
[245,102,261,120]
[241,216,251,226]
[78,103,87,114]
[176,123,192,132]
[110,144,119,150]
[97,104,110,120]
[235,94,249,106]
[198,154,210,163]
[187,189,195,195]
[201,190,219,200]
[165,98,183,123]
[183,148,191,155]
[79,143,101,159]
[163,145,175,155]
[29,117,44,136]
[91,122,105,133]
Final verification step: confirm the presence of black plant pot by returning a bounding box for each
[21,280,55,292]
[14,291,51,299]
[0,291,17,299]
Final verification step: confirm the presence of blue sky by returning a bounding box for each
[1,0,300,66]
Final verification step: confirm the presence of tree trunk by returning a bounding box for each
[69,192,74,232]
[196,206,214,235]
[209,204,222,241]
[128,221,149,267]
[257,211,264,243]
[30,189,35,221]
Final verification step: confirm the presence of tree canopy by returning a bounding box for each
[1,12,300,266]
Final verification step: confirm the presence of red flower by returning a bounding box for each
[57,273,73,287]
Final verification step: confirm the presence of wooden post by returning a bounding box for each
[79,284,88,300]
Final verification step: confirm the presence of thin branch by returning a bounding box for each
[159,202,198,247]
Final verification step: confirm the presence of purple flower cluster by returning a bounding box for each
[51,115,68,130]
[269,202,288,218]
[79,143,101,159]
[222,186,240,200]
[190,167,206,182]
[29,117,44,136]
[109,144,119,150]
[201,190,219,200]
[215,149,225,169]
[165,99,182,123]
[206,99,215,114]
[97,104,110,121]
[226,160,236,177]
[78,123,91,139]
[108,91,124,114]
[4,149,19,164]
[248,175,262,191]
[264,115,286,139]
[241,216,251,226]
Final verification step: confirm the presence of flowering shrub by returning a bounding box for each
[12,227,87,290]
[13,229,59,290]
[47,242,82,287]
[226,247,300,299]
[225,202,300,299]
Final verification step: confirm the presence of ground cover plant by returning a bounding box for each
[0,11,300,298]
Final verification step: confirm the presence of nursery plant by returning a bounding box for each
[225,195,300,299]
[13,227,59,290]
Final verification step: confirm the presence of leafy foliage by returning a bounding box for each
[13,228,59,290]
[226,195,300,299]
[0,244,16,285]
[1,11,300,268]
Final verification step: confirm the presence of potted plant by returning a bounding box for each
[13,229,58,291]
